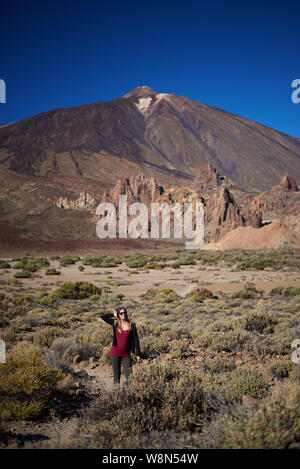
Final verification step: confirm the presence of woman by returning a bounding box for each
[101,307,141,386]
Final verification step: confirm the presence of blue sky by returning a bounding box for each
[0,0,299,137]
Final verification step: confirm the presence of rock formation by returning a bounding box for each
[54,190,97,210]
[279,174,298,192]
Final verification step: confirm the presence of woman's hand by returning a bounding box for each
[113,312,117,317]
[136,356,141,363]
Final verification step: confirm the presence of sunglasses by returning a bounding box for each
[119,311,127,315]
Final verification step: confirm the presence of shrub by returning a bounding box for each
[242,311,278,334]
[236,256,277,271]
[289,364,300,383]
[125,258,147,268]
[32,327,64,347]
[232,282,263,299]
[142,336,170,357]
[175,255,196,266]
[13,295,34,305]
[270,286,300,297]
[225,367,269,399]
[252,333,295,356]
[38,295,56,306]
[0,261,10,269]
[204,357,236,374]
[78,265,85,272]
[269,360,294,379]
[0,344,64,421]
[63,342,101,362]
[217,386,300,448]
[154,289,179,304]
[186,287,213,299]
[53,281,101,299]
[14,270,32,278]
[144,262,167,270]
[168,339,189,359]
[196,330,250,352]
[14,259,38,272]
[45,268,61,275]
[91,362,205,448]
[82,256,101,266]
[60,256,75,266]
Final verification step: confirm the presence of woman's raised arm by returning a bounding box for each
[100,312,116,326]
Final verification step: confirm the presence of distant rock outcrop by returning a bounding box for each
[54,190,97,210]
[248,173,300,223]
[279,174,299,192]
[201,215,300,250]
[192,163,226,192]
[102,173,164,207]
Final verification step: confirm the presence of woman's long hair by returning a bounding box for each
[116,307,131,333]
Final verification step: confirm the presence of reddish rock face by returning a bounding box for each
[100,169,266,243]
[98,167,300,245]
[249,173,300,223]
[102,173,164,207]
[192,163,225,192]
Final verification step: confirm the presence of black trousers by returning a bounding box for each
[110,355,132,384]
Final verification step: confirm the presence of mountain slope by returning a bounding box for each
[0,86,300,192]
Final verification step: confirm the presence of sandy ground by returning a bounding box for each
[1,257,300,298]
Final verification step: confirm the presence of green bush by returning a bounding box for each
[34,258,50,268]
[45,268,61,275]
[59,256,77,267]
[269,286,300,297]
[154,289,179,304]
[125,258,147,268]
[14,270,32,278]
[175,255,196,266]
[53,281,101,299]
[0,344,63,421]
[144,263,167,270]
[38,295,56,306]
